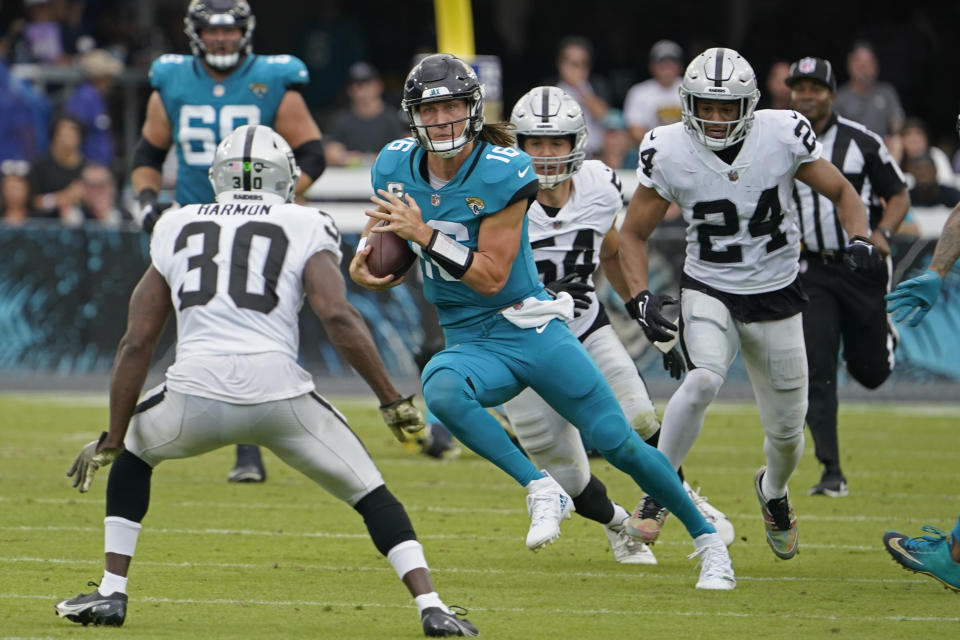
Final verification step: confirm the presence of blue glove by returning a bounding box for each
[885,270,942,326]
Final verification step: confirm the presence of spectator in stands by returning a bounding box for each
[0,159,34,223]
[623,39,684,145]
[324,62,407,168]
[554,36,610,158]
[64,48,122,167]
[761,61,791,110]
[80,163,130,226]
[597,109,636,170]
[906,154,960,208]
[29,114,85,223]
[0,60,50,162]
[900,117,957,188]
[4,0,80,66]
[834,42,904,141]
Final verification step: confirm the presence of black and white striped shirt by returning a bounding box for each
[792,112,906,253]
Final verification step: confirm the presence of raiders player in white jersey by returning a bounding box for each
[617,48,880,561]
[56,125,479,637]
[786,57,909,498]
[503,87,734,566]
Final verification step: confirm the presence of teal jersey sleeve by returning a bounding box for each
[148,53,191,92]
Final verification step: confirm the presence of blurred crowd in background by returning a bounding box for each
[1,0,958,232]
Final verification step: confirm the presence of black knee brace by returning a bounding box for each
[353,485,416,556]
[105,451,153,523]
[572,475,615,525]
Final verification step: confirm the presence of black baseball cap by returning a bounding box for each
[786,57,837,92]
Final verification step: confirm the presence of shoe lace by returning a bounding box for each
[766,495,793,531]
[527,491,561,523]
[639,495,666,521]
[916,526,949,544]
[688,541,731,579]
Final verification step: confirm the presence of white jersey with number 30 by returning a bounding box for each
[149,192,343,403]
[637,109,821,294]
[527,160,622,337]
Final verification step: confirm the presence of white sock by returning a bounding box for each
[414,591,450,615]
[99,570,127,596]
[104,516,142,557]
[658,369,723,468]
[607,503,630,528]
[525,471,551,492]
[761,434,804,500]
[693,531,722,550]
[386,540,428,581]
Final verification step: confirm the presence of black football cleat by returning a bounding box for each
[55,583,127,626]
[228,444,266,483]
[421,606,479,637]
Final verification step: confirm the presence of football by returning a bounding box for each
[367,220,417,278]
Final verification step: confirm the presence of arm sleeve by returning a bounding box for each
[635,130,674,201]
[865,135,907,199]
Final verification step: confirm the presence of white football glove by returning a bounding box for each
[66,432,124,493]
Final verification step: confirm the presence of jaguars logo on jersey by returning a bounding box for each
[465,197,485,215]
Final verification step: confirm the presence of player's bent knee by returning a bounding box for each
[684,367,725,407]
[847,362,891,390]
[106,451,153,523]
[586,412,632,453]
[354,484,416,556]
[422,367,474,420]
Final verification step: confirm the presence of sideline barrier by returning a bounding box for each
[1,220,956,384]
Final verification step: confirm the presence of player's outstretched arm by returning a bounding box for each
[131,91,172,199]
[927,204,960,278]
[599,227,630,302]
[305,250,402,404]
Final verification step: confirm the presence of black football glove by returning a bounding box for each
[625,290,678,343]
[546,273,595,317]
[843,235,883,272]
[661,344,686,380]
[138,188,172,234]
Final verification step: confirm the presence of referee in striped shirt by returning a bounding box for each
[787,57,910,497]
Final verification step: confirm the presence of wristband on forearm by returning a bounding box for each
[425,229,474,279]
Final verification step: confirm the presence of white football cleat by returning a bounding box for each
[605,519,657,565]
[690,532,736,590]
[525,471,573,550]
[684,481,735,547]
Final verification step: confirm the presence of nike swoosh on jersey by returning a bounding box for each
[518,166,530,178]
[535,322,549,333]
[649,130,657,140]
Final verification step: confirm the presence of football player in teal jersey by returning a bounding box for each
[129,0,327,484]
[350,54,735,589]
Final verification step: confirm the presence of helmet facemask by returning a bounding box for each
[510,86,587,189]
[408,97,483,159]
[184,0,255,71]
[679,47,760,150]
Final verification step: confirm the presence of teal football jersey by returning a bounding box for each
[149,53,309,205]
[371,138,541,328]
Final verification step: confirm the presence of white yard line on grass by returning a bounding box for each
[3,592,958,623]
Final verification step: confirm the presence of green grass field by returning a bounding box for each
[1,393,958,639]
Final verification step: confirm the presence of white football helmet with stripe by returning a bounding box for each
[510,86,588,189]
[209,124,300,202]
[680,47,760,150]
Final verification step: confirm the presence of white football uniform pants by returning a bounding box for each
[124,384,384,506]
[659,289,807,497]
[503,324,658,496]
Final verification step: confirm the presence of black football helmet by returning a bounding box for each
[401,54,484,158]
[184,0,255,71]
